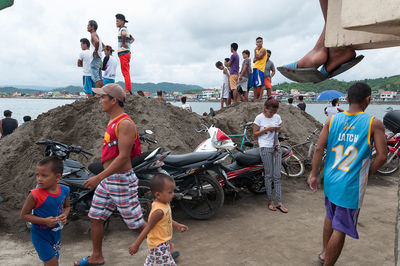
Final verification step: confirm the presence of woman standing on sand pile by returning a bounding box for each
[253,97,288,213]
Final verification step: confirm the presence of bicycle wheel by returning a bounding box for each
[281,153,304,177]
[373,150,400,175]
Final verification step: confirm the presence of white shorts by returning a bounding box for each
[222,83,230,99]
[237,77,249,92]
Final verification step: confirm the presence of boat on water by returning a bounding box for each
[386,107,394,112]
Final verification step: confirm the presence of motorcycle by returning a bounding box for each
[372,132,400,175]
[34,134,168,223]
[193,125,293,193]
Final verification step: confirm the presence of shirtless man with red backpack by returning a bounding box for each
[74,83,144,266]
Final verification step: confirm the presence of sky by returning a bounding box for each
[0,0,400,89]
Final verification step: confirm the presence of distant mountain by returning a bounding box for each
[0,82,205,94]
[272,75,400,93]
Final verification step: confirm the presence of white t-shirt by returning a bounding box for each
[79,50,92,76]
[181,103,191,112]
[103,55,118,79]
[254,113,282,148]
[325,106,339,117]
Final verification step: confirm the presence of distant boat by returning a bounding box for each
[386,107,394,112]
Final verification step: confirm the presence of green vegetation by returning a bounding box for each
[272,75,400,93]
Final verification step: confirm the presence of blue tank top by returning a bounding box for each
[31,184,70,230]
[324,112,374,209]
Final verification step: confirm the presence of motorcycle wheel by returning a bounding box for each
[178,174,224,220]
[246,175,266,194]
[138,180,153,220]
[373,150,400,175]
[281,153,304,177]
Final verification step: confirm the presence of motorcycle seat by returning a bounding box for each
[88,151,153,175]
[235,148,262,166]
[164,152,219,167]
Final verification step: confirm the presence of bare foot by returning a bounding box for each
[296,46,328,69]
[325,47,356,73]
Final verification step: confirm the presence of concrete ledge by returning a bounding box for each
[342,0,400,36]
[325,0,400,49]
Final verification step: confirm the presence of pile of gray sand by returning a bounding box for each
[0,96,321,232]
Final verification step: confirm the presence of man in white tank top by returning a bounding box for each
[87,20,104,88]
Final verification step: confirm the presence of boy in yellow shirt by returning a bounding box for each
[129,174,188,265]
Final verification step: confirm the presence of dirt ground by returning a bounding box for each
[0,174,396,266]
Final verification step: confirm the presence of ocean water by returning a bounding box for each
[0,98,394,124]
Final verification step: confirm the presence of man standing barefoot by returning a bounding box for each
[252,37,268,102]
[74,84,144,265]
[116,14,134,95]
[87,20,104,88]
[309,82,387,265]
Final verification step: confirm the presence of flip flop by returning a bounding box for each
[277,62,326,83]
[320,55,364,79]
[275,205,288,214]
[318,254,325,264]
[277,55,364,84]
[74,256,105,266]
[268,204,277,211]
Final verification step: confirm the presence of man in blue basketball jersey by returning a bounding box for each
[309,82,387,265]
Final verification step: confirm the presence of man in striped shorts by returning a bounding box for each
[74,83,144,266]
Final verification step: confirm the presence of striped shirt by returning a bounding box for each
[117,26,131,56]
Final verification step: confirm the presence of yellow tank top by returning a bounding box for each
[147,201,173,250]
[253,48,268,72]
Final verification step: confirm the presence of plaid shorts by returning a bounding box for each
[145,241,176,266]
[88,169,145,229]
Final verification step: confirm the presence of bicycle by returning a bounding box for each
[280,129,323,177]
[227,122,257,151]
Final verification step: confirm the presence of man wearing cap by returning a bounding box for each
[74,83,144,266]
[116,13,134,95]
[102,45,118,86]
[0,110,18,138]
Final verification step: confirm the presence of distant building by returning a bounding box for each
[380,91,397,101]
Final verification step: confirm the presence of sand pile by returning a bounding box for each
[0,97,321,231]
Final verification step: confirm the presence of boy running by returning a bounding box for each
[129,174,188,265]
[252,37,268,101]
[309,82,387,265]
[20,157,70,266]
[78,38,95,98]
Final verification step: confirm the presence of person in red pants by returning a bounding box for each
[116,14,134,95]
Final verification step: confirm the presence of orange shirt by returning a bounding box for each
[147,202,173,250]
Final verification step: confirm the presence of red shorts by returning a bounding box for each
[264,77,271,89]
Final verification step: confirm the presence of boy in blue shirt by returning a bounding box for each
[21,157,70,266]
[309,82,387,265]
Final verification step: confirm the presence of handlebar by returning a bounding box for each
[139,135,157,144]
[36,139,93,158]
[195,124,210,133]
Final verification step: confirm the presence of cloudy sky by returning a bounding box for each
[1,0,400,89]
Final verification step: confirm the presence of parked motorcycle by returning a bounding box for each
[193,125,293,193]
[34,136,168,222]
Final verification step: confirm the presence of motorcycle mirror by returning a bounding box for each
[145,130,154,135]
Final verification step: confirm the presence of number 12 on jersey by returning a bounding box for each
[331,145,358,172]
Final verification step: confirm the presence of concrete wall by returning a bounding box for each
[325,0,400,49]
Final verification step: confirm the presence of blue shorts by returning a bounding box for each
[83,76,95,95]
[325,197,360,239]
[248,73,253,89]
[252,69,264,87]
[90,56,103,82]
[31,226,62,262]
[103,78,115,86]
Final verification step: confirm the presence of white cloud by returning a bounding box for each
[0,0,399,89]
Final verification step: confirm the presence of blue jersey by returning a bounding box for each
[324,112,374,209]
[30,184,69,262]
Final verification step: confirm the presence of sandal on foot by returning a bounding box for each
[277,62,326,83]
[74,256,105,266]
[320,55,364,79]
[268,204,277,211]
[276,205,288,213]
[318,254,325,264]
